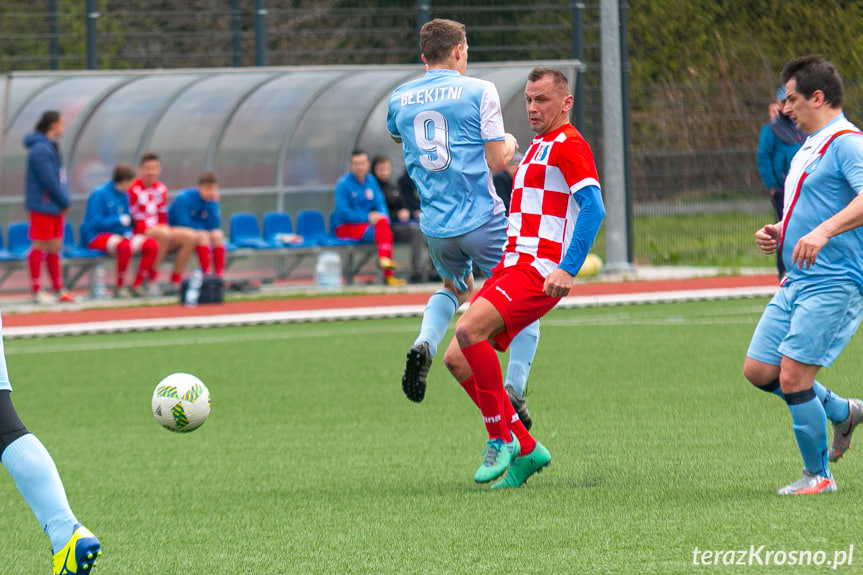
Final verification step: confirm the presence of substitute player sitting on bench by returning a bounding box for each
[80,163,160,298]
[167,172,226,279]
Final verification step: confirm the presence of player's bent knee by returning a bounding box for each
[442,343,471,380]
[143,237,159,255]
[742,358,777,387]
[778,370,813,395]
[115,239,132,258]
[442,346,460,373]
[454,318,482,348]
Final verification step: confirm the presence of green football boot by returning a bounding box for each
[474,434,519,484]
[491,441,551,489]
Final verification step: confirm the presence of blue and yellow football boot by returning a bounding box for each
[53,524,101,574]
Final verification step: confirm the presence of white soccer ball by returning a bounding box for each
[152,373,211,432]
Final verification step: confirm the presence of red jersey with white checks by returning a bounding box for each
[128,177,168,234]
[503,123,600,277]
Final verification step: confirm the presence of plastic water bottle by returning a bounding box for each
[314,251,343,292]
[90,263,107,300]
[184,269,204,307]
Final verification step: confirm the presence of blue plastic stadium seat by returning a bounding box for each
[0,225,15,261]
[64,222,103,258]
[6,221,31,259]
[262,211,312,248]
[229,212,272,249]
[296,210,353,247]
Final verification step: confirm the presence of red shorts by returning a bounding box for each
[474,264,560,351]
[28,212,65,241]
[87,233,147,255]
[334,222,371,241]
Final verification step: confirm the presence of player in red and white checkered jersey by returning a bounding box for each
[129,169,167,235]
[442,67,606,488]
[128,152,197,295]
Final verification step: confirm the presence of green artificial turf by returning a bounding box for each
[1,298,861,574]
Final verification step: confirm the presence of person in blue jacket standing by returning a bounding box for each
[757,87,804,278]
[23,111,75,304]
[167,172,226,278]
[81,164,159,298]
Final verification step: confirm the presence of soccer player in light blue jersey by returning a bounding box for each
[387,18,540,429]
[0,319,101,573]
[744,55,863,495]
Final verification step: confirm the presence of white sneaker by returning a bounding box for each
[113,286,131,299]
[776,469,837,495]
[31,290,56,304]
[146,281,161,298]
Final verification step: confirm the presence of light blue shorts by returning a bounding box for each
[424,214,507,293]
[747,280,863,367]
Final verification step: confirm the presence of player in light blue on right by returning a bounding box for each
[744,55,863,495]
[387,18,539,428]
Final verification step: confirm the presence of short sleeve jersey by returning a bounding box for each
[128,178,168,234]
[503,124,600,278]
[387,68,506,238]
[782,114,863,285]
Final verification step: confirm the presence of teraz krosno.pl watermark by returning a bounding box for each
[692,545,854,569]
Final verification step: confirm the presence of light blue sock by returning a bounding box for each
[812,380,850,423]
[2,433,77,553]
[504,320,540,397]
[785,389,830,477]
[415,289,458,358]
[757,378,850,423]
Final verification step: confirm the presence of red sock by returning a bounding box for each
[373,219,394,259]
[460,376,480,407]
[134,238,159,287]
[196,245,211,274]
[45,253,62,291]
[503,393,536,455]
[28,249,43,292]
[461,340,508,440]
[213,246,225,278]
[115,239,131,287]
[170,272,182,284]
[462,374,534,453]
